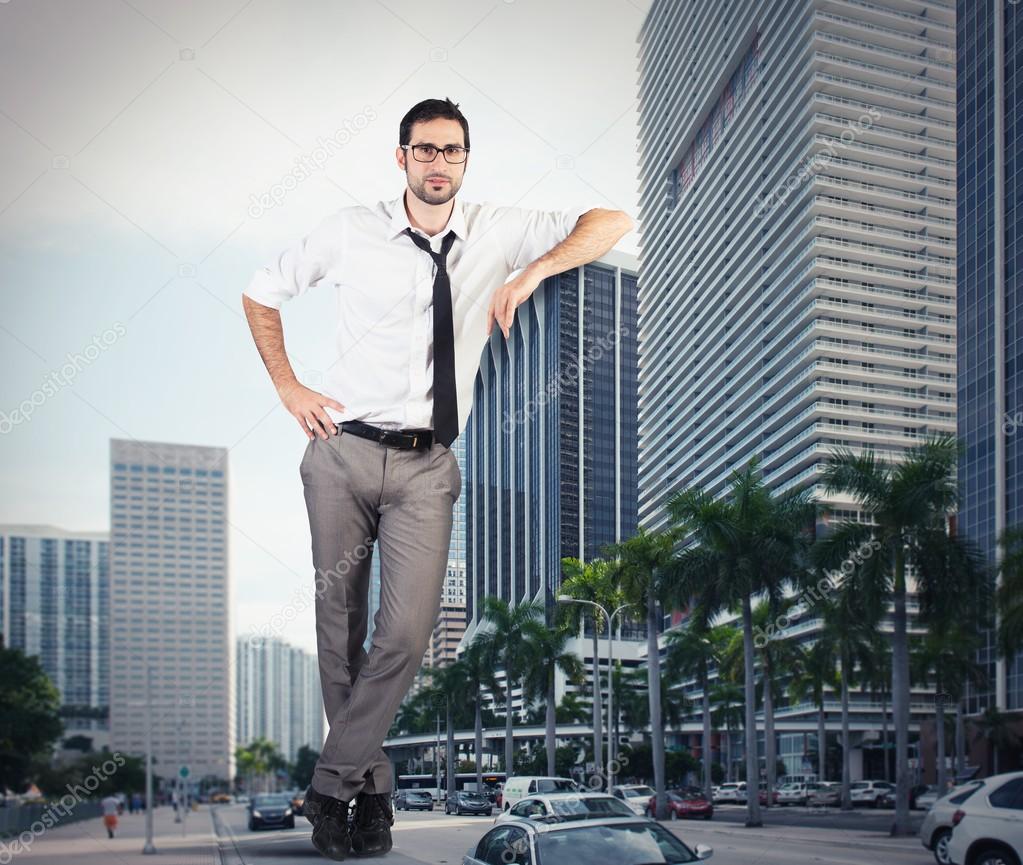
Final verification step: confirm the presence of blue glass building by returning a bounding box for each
[956,0,1022,711]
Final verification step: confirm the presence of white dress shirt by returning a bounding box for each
[244,192,597,436]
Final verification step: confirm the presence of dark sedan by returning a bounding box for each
[445,791,493,816]
[248,794,295,830]
[394,789,434,811]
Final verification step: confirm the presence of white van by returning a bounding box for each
[499,776,585,812]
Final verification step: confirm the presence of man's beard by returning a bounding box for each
[408,169,460,204]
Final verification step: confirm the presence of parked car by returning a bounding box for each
[806,782,841,807]
[919,780,986,865]
[247,793,295,831]
[647,788,713,820]
[946,771,1023,865]
[500,777,584,813]
[777,783,812,806]
[713,782,747,804]
[445,790,493,816]
[463,813,714,864]
[610,784,658,815]
[495,792,635,824]
[393,789,434,811]
[849,780,895,807]
[878,783,934,810]
[758,783,779,806]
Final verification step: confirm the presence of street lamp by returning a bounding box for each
[557,596,634,790]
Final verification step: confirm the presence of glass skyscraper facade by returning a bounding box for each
[461,251,639,634]
[0,525,110,745]
[956,0,1022,711]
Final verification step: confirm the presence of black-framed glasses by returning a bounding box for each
[400,143,469,164]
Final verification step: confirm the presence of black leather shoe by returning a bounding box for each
[305,784,352,861]
[349,791,394,857]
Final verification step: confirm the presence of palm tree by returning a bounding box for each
[816,434,983,835]
[521,612,586,776]
[664,458,818,827]
[972,707,1021,775]
[426,659,477,799]
[709,681,744,783]
[820,589,877,810]
[603,527,681,820]
[664,622,733,799]
[560,557,616,781]
[478,596,547,777]
[458,634,503,792]
[910,626,983,794]
[859,634,892,782]
[788,636,838,782]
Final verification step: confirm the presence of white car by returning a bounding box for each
[947,771,1023,865]
[777,783,811,806]
[919,780,986,864]
[610,784,657,815]
[499,777,585,813]
[849,780,894,807]
[713,782,747,804]
[494,792,637,825]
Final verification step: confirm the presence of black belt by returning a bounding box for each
[340,420,433,450]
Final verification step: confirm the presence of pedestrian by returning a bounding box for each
[241,98,631,861]
[100,793,120,838]
[131,791,142,814]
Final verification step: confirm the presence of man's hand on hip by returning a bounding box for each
[278,380,344,440]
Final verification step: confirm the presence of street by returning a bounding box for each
[213,802,937,865]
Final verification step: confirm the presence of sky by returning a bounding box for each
[0,0,650,655]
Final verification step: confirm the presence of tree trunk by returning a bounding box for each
[764,669,776,808]
[647,590,667,820]
[475,690,483,793]
[447,700,456,798]
[935,699,947,795]
[891,545,912,836]
[955,699,965,781]
[818,703,827,782]
[546,670,557,777]
[741,593,763,826]
[592,622,603,783]
[881,690,889,782]
[505,670,515,778]
[840,658,851,811]
[702,683,712,801]
[725,721,732,783]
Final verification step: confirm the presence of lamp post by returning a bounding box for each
[557,596,634,790]
[142,664,156,854]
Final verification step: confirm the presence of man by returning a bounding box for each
[242,97,632,860]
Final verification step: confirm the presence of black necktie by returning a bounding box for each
[404,227,458,447]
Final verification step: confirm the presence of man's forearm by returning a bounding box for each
[242,294,299,394]
[524,209,634,281]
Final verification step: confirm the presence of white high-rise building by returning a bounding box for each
[108,440,233,785]
[637,0,955,777]
[0,524,110,750]
[236,636,324,761]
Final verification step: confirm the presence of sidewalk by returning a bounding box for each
[7,803,220,864]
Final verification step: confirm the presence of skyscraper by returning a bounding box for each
[461,250,640,633]
[0,524,110,749]
[956,0,1022,712]
[236,635,324,761]
[108,439,233,785]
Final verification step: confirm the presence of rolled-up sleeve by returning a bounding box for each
[496,202,600,273]
[243,211,346,309]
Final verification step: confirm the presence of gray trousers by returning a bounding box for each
[300,427,461,801]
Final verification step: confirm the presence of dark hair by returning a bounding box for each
[399,98,470,150]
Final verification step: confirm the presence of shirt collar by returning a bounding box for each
[387,190,467,242]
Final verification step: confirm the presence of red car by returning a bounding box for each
[646,788,713,820]
[758,785,779,806]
